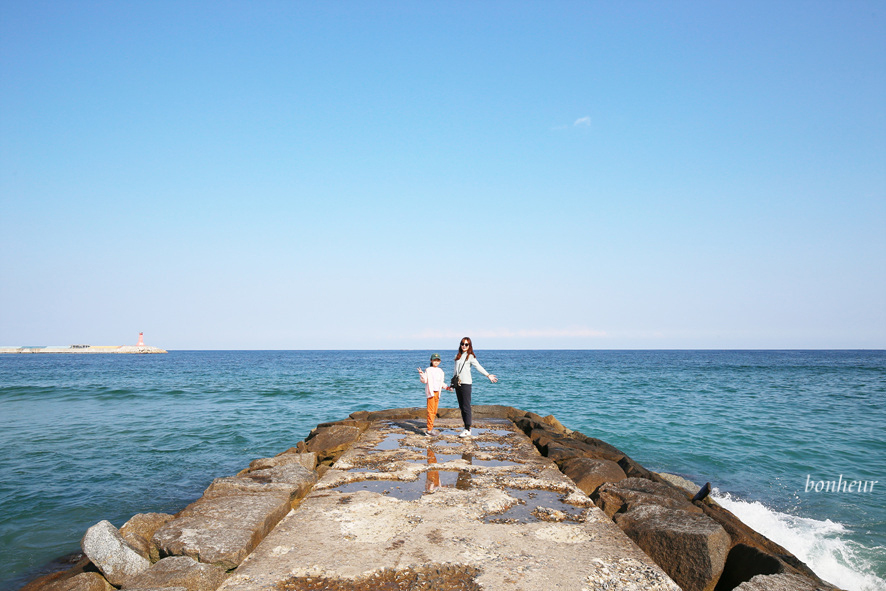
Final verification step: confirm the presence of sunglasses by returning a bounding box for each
[461,342,470,347]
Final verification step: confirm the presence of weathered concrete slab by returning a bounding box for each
[152,490,292,570]
[218,418,680,591]
[123,556,228,591]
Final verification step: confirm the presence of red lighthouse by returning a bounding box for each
[137,332,145,346]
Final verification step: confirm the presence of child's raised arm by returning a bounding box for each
[417,367,428,383]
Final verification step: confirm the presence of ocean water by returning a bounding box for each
[0,350,883,591]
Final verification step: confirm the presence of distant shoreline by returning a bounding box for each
[0,345,167,354]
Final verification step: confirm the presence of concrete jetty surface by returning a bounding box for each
[218,417,679,591]
[21,406,840,591]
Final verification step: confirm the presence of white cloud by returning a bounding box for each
[573,116,591,127]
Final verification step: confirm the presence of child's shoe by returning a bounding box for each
[459,429,472,438]
[426,429,440,437]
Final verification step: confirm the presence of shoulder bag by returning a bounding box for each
[450,355,468,389]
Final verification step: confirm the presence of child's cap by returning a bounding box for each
[430,353,441,361]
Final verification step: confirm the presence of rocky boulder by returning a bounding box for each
[698,502,823,577]
[38,573,113,591]
[303,425,362,462]
[119,513,174,562]
[81,520,151,587]
[568,432,629,461]
[122,556,227,591]
[560,457,627,495]
[523,411,569,433]
[252,451,318,472]
[716,543,785,589]
[152,490,291,570]
[732,572,835,591]
[18,555,96,591]
[313,419,371,431]
[615,504,730,591]
[470,405,527,421]
[207,462,317,501]
[593,477,701,519]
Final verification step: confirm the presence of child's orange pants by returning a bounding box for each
[426,391,440,430]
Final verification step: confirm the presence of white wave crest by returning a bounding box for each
[712,491,886,591]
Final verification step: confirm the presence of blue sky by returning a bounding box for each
[1,2,884,349]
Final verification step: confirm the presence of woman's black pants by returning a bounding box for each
[454,384,472,428]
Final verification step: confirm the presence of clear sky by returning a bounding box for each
[1,2,884,350]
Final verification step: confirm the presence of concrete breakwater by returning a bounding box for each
[0,346,167,354]
[20,406,840,591]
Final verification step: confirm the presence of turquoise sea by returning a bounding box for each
[0,350,883,591]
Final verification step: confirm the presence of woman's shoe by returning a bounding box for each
[459,429,472,438]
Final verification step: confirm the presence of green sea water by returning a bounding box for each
[0,350,883,591]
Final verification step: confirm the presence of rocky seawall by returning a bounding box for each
[19,406,841,591]
[0,346,167,354]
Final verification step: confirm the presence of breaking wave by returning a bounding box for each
[713,491,886,591]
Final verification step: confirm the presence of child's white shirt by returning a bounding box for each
[420,366,445,399]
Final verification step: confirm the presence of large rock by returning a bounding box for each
[81,520,151,586]
[30,573,113,591]
[120,513,175,562]
[716,543,785,590]
[314,419,371,431]
[523,426,657,480]
[615,504,730,591]
[18,556,94,591]
[523,412,569,433]
[152,491,291,570]
[122,556,227,591]
[594,477,701,518]
[207,462,317,500]
[471,405,528,421]
[569,433,631,462]
[697,502,824,581]
[246,452,317,473]
[560,457,627,495]
[732,573,833,591]
[303,425,362,461]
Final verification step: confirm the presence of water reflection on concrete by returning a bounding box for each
[484,488,587,524]
[472,428,514,437]
[373,433,406,451]
[332,479,427,501]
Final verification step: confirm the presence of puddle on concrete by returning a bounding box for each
[374,433,406,451]
[476,441,510,449]
[484,488,587,524]
[426,450,473,464]
[472,428,514,437]
[277,564,482,591]
[436,470,472,490]
[423,451,472,489]
[471,458,521,467]
[433,441,462,448]
[346,466,388,473]
[331,469,472,499]
[332,479,427,501]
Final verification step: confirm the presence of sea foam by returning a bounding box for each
[712,491,886,591]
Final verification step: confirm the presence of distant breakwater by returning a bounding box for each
[18,406,841,591]
[0,346,167,354]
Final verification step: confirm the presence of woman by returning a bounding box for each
[452,337,498,438]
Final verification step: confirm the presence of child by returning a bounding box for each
[417,353,450,436]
